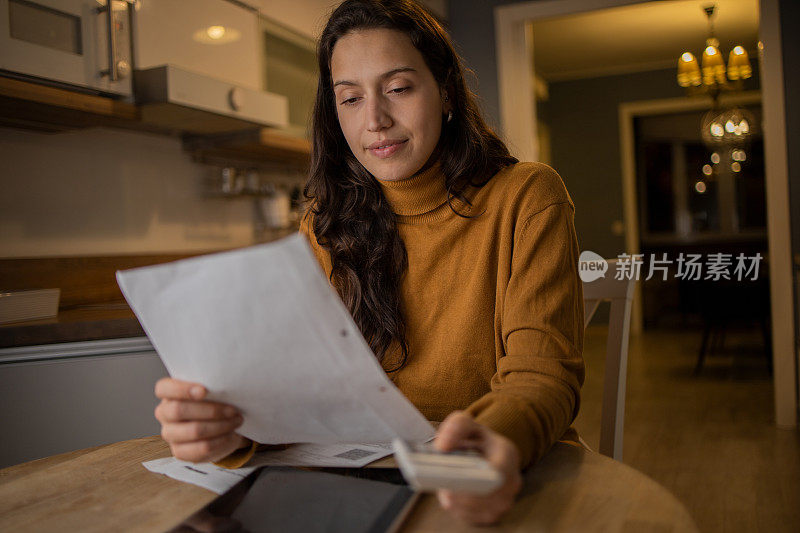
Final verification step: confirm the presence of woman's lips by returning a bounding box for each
[368,139,408,159]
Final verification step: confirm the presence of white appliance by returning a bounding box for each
[0,0,133,96]
[0,0,288,133]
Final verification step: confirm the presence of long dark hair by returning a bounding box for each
[304,0,517,371]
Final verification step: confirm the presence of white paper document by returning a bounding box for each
[117,233,435,445]
[142,442,394,494]
[246,442,393,468]
[142,444,392,494]
[143,457,257,494]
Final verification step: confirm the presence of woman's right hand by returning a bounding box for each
[154,377,248,463]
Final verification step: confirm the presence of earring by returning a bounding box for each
[447,111,453,123]
[443,94,449,102]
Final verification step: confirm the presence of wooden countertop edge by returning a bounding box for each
[0,316,145,349]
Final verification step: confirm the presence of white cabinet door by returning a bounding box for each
[134,0,262,90]
[0,339,168,468]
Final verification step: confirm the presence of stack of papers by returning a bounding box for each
[143,442,394,493]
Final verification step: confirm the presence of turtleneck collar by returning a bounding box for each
[375,161,450,216]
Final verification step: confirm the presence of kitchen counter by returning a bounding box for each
[0,306,143,349]
[1,228,301,350]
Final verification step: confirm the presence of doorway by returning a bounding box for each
[494,0,795,428]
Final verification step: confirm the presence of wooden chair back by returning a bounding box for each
[583,259,636,461]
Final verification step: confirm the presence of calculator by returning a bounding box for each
[392,439,504,494]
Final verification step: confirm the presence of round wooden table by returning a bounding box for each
[0,436,698,532]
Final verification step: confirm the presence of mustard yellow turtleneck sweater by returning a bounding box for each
[219,161,585,470]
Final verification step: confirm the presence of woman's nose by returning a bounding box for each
[365,98,392,132]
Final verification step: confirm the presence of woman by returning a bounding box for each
[154,0,585,525]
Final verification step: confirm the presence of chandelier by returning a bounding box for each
[676,4,752,101]
[675,1,755,173]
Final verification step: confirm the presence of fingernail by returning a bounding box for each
[438,491,452,509]
[224,406,237,417]
[190,386,204,399]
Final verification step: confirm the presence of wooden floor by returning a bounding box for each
[573,324,800,533]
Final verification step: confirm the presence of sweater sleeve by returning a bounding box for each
[465,201,585,469]
[214,439,260,469]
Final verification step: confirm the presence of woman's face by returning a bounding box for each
[330,28,448,182]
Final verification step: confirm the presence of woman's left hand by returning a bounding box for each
[433,411,524,525]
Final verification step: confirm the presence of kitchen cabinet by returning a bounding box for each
[135,0,262,90]
[0,0,296,145]
[261,16,317,140]
[0,337,167,468]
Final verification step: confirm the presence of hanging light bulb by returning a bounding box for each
[727,46,752,80]
[702,107,756,148]
[677,52,702,87]
[702,38,726,85]
[739,119,749,134]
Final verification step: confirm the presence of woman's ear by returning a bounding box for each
[441,88,451,113]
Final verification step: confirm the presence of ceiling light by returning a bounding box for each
[207,26,225,40]
[702,107,755,150]
[676,4,751,100]
[192,26,242,44]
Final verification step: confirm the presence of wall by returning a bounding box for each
[446,0,519,132]
[256,0,338,39]
[778,0,800,415]
[541,67,759,258]
[0,127,257,258]
[781,0,800,256]
[541,68,683,257]
[256,0,449,40]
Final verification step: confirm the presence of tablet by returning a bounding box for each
[170,467,419,533]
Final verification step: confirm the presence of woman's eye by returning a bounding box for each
[339,87,409,106]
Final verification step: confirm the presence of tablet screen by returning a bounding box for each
[171,467,418,533]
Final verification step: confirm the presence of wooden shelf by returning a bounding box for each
[0,77,141,133]
[184,127,311,167]
[0,76,310,165]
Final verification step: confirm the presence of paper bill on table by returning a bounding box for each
[246,442,393,468]
[142,442,393,494]
[143,457,257,494]
[117,233,435,445]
